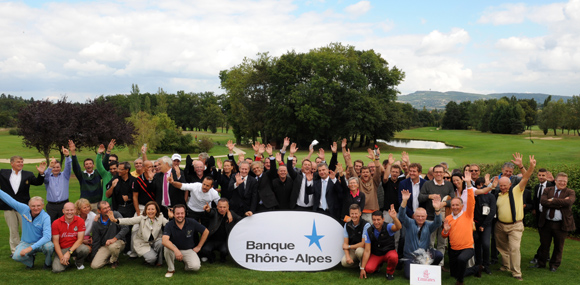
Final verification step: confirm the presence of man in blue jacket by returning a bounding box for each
[398,189,443,279]
[0,189,53,269]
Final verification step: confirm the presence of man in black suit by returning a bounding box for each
[250,156,279,213]
[152,156,186,218]
[228,161,257,217]
[529,168,555,265]
[286,143,315,211]
[312,163,342,220]
[531,172,576,272]
[0,156,46,255]
[272,165,293,210]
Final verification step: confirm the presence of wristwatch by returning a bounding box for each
[69,249,74,255]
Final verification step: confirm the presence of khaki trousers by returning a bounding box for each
[90,240,126,269]
[429,212,447,266]
[52,244,90,273]
[341,247,365,267]
[495,221,524,277]
[4,210,22,253]
[164,249,201,272]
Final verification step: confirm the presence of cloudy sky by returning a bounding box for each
[1,0,580,101]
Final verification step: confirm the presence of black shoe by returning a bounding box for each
[530,264,543,269]
[474,266,482,278]
[550,267,557,272]
[529,258,538,264]
[490,259,498,265]
[43,263,51,270]
[386,274,394,280]
[25,254,36,269]
[483,267,492,275]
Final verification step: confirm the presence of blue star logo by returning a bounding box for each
[304,220,324,251]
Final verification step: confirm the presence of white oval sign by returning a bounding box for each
[228,211,344,271]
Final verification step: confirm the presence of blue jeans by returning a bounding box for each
[13,241,54,268]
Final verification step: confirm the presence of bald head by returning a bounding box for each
[499,176,512,193]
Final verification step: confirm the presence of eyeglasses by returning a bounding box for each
[108,160,116,162]
[470,169,479,172]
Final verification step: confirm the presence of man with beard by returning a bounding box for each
[162,204,209,277]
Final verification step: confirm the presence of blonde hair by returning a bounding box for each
[74,198,91,215]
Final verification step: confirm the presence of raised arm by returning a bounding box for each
[511,152,527,175]
[518,155,536,190]
[69,140,83,181]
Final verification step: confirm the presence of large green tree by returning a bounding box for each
[220,43,405,147]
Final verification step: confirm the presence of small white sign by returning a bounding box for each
[228,211,344,271]
[410,264,441,285]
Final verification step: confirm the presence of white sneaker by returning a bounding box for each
[201,257,208,262]
[77,264,85,270]
[165,271,174,278]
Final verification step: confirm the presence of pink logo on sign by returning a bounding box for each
[418,269,436,282]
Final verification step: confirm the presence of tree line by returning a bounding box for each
[441,95,580,135]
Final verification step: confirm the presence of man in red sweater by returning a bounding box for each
[442,171,475,285]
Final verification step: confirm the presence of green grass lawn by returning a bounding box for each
[1,127,580,283]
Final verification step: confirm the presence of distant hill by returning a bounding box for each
[397,91,572,110]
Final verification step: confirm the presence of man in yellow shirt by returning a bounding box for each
[495,154,536,281]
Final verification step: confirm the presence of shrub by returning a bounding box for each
[197,136,214,153]
[8,128,18,136]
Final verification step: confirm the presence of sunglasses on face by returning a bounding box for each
[444,177,451,180]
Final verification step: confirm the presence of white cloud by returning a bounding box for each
[63,59,115,75]
[478,3,527,25]
[344,1,371,18]
[495,37,543,51]
[416,28,470,55]
[0,56,46,75]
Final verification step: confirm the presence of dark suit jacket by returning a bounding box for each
[204,208,242,238]
[272,176,293,210]
[0,169,44,211]
[539,187,576,232]
[312,178,342,220]
[228,175,258,216]
[286,157,310,209]
[254,173,279,209]
[398,177,426,218]
[533,181,555,213]
[152,170,186,207]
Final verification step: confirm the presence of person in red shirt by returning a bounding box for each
[51,202,90,273]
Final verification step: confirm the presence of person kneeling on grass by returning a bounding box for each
[51,202,90,273]
[162,204,209,278]
[0,189,53,270]
[89,201,128,269]
[360,206,402,280]
[111,201,173,266]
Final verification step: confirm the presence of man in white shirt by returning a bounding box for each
[169,176,220,221]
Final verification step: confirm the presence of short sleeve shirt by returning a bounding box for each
[163,218,207,250]
[362,223,394,244]
[52,215,86,249]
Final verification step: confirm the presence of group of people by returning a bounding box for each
[0,137,575,283]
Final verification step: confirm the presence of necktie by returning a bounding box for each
[321,179,328,210]
[538,184,544,212]
[548,190,559,219]
[304,183,313,204]
[163,172,170,207]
